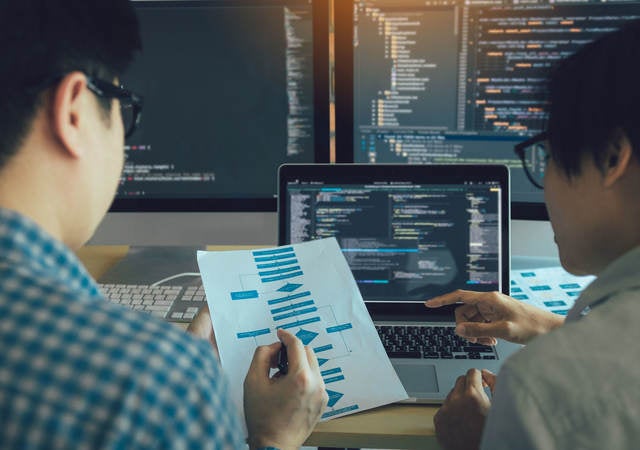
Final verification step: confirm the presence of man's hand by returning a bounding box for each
[480,369,496,394]
[434,368,491,450]
[425,290,564,345]
[186,304,219,355]
[244,328,328,450]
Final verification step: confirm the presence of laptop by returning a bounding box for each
[278,163,521,402]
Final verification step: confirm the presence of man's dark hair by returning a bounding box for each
[0,0,141,169]
[548,19,640,177]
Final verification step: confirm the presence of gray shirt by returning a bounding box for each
[481,246,640,450]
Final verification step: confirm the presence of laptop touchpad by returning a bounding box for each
[396,363,438,393]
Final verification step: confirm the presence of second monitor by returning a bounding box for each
[335,0,640,219]
[112,0,330,212]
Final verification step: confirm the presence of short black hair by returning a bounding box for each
[0,0,141,169]
[548,19,640,177]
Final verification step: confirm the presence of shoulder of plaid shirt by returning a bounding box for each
[0,206,251,449]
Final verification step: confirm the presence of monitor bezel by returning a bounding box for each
[334,0,549,221]
[110,0,331,213]
[278,163,511,319]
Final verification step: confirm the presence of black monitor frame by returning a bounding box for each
[110,0,330,213]
[334,0,549,221]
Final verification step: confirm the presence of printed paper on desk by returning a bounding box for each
[510,266,595,316]
[197,237,408,423]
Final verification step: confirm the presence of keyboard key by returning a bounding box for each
[463,346,494,353]
[145,305,170,312]
[387,351,422,358]
[154,301,173,307]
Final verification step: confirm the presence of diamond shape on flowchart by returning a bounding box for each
[296,328,319,345]
[278,283,303,292]
[326,390,344,408]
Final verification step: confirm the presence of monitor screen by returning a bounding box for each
[334,0,640,219]
[111,0,329,212]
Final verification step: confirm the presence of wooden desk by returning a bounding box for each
[76,245,441,450]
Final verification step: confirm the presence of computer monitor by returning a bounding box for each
[334,0,640,220]
[110,0,330,212]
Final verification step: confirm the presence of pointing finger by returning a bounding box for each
[425,290,483,308]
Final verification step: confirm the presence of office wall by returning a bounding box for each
[89,212,560,258]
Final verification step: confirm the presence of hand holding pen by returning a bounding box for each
[243,328,328,450]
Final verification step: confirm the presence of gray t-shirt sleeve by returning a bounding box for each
[480,365,555,450]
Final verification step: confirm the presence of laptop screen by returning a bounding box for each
[279,164,509,313]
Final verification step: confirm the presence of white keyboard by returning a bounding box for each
[99,283,206,323]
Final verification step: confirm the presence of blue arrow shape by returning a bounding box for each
[326,390,344,408]
[278,283,303,292]
[317,358,329,366]
[296,328,319,345]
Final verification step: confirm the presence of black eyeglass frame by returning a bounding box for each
[86,77,144,139]
[514,131,548,190]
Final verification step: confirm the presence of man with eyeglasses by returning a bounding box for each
[425,20,640,450]
[0,1,326,449]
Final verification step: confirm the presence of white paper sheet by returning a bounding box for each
[510,266,595,316]
[197,237,408,423]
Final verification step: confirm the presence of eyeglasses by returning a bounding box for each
[86,77,143,139]
[514,131,549,190]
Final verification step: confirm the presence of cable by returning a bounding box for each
[151,272,201,287]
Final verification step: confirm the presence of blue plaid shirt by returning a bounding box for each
[0,208,245,449]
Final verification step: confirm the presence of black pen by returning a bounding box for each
[277,343,288,375]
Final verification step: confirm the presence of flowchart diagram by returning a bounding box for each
[231,245,360,418]
[197,238,407,423]
[510,267,595,315]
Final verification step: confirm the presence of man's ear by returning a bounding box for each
[50,71,89,158]
[602,128,634,188]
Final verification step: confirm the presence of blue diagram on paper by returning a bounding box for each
[510,267,595,315]
[197,238,408,426]
[248,245,357,418]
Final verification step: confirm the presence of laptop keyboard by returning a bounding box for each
[99,283,206,323]
[376,325,497,360]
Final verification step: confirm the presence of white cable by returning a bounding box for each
[151,272,201,287]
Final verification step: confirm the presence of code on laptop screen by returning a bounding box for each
[285,180,502,301]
